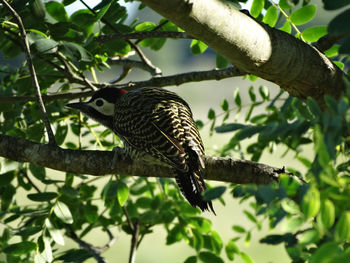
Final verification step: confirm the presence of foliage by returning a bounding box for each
[0,0,349,263]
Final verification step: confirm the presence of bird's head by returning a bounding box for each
[66,88,127,129]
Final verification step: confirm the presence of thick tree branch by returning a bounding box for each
[0,67,244,103]
[140,0,348,107]
[0,134,283,185]
[97,31,194,43]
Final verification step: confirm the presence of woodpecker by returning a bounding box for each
[67,88,215,214]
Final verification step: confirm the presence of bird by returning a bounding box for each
[66,87,215,214]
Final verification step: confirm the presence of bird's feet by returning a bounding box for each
[111,146,128,170]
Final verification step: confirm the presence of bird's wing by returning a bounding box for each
[114,95,204,172]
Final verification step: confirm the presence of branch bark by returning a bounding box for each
[140,0,348,107]
[0,67,244,103]
[0,134,282,185]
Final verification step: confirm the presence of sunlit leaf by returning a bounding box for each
[290,5,317,25]
[54,201,74,224]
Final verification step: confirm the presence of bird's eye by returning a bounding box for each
[96,99,104,107]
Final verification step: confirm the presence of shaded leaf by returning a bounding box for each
[3,241,36,255]
[199,251,224,263]
[203,186,226,201]
[27,192,58,202]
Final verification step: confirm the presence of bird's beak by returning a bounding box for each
[66,102,85,110]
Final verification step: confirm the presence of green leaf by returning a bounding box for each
[233,88,242,106]
[240,252,255,263]
[54,201,74,224]
[117,181,129,206]
[283,217,304,232]
[307,98,322,117]
[310,242,340,263]
[46,1,68,22]
[60,42,92,62]
[208,108,216,120]
[299,229,320,245]
[57,249,92,262]
[203,186,226,201]
[199,251,224,263]
[3,241,36,255]
[190,40,208,55]
[27,192,58,202]
[325,44,340,57]
[232,225,245,233]
[70,10,96,36]
[29,163,46,181]
[243,210,258,224]
[250,0,264,18]
[32,38,58,54]
[260,233,295,245]
[95,2,112,20]
[63,0,76,5]
[221,99,229,111]
[216,53,229,69]
[318,199,335,229]
[302,26,327,42]
[135,21,156,31]
[184,256,198,263]
[215,123,247,133]
[263,6,278,27]
[279,21,292,33]
[248,86,256,102]
[83,203,99,223]
[301,187,320,218]
[45,219,64,245]
[235,126,265,140]
[328,9,350,36]
[225,240,240,261]
[0,171,15,186]
[335,212,350,242]
[290,5,317,25]
[281,199,300,215]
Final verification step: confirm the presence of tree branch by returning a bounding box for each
[128,220,140,263]
[0,0,56,145]
[97,31,194,43]
[66,226,107,263]
[314,31,350,53]
[0,134,285,185]
[0,67,245,103]
[140,0,348,107]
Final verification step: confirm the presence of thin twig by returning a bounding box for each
[128,220,140,263]
[1,0,56,145]
[135,19,170,45]
[0,67,245,103]
[79,0,161,76]
[98,229,117,253]
[98,31,194,43]
[21,169,41,193]
[67,226,107,263]
[122,206,134,232]
[108,58,160,76]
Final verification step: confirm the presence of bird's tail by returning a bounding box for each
[175,170,216,215]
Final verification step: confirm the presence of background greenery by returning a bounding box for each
[0,0,350,262]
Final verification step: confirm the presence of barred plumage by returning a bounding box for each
[67,87,215,214]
